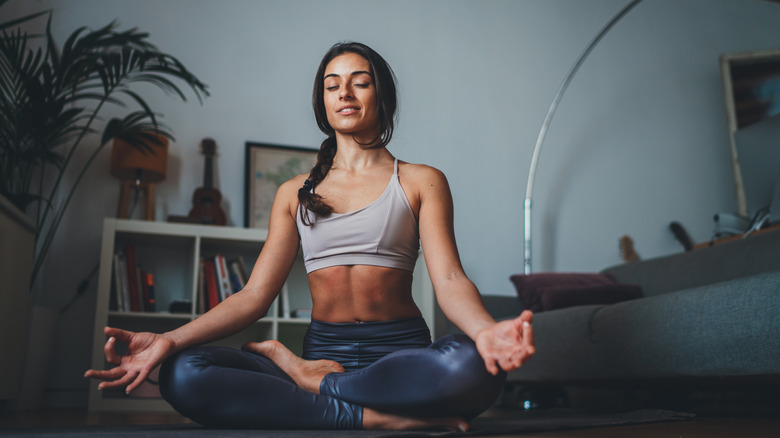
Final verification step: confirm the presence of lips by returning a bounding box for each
[337,105,360,115]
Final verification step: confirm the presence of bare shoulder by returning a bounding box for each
[399,161,451,197]
[398,162,447,185]
[276,174,308,215]
[279,173,308,194]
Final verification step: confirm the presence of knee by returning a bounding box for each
[427,334,506,417]
[432,335,506,390]
[159,348,214,415]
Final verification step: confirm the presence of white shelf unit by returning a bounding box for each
[88,218,439,412]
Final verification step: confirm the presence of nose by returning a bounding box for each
[339,84,352,100]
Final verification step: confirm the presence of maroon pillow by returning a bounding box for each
[509,272,641,312]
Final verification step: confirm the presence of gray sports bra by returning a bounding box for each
[296,159,420,273]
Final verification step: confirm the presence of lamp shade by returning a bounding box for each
[110,133,169,183]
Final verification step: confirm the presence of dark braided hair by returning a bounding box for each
[298,42,398,226]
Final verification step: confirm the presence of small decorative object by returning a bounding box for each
[187,138,227,226]
[110,132,169,221]
[619,235,640,263]
[245,142,317,229]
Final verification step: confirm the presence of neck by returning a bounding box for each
[332,145,392,172]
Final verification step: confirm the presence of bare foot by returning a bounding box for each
[363,408,468,432]
[242,340,344,393]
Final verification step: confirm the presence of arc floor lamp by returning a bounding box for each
[523,0,643,274]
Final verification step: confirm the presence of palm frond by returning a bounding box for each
[2,5,209,293]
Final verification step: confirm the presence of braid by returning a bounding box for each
[298,136,337,225]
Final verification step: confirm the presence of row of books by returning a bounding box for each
[199,257,309,319]
[113,244,156,312]
[112,246,310,318]
[197,254,249,313]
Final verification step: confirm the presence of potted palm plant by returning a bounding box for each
[0,0,209,294]
[0,1,209,406]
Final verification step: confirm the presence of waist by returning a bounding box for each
[303,317,431,371]
[308,266,419,322]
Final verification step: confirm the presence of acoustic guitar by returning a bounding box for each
[188,138,227,225]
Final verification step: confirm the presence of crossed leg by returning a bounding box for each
[243,334,505,430]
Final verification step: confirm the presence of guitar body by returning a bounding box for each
[188,138,228,226]
[189,187,227,225]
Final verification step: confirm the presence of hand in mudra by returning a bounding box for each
[84,327,176,394]
[475,310,535,375]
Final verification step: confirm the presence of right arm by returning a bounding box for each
[85,177,304,393]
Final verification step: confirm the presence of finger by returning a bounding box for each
[85,366,126,381]
[104,326,134,343]
[104,337,121,365]
[499,353,526,372]
[510,311,533,336]
[523,321,536,355]
[483,357,499,376]
[497,356,514,372]
[125,368,152,394]
[98,370,138,391]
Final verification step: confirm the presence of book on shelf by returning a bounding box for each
[214,254,234,301]
[112,245,158,313]
[198,255,250,313]
[142,272,156,312]
[201,258,220,311]
[228,257,248,292]
[124,244,141,312]
[112,251,129,312]
[197,261,206,314]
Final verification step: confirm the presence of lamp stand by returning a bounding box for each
[117,180,156,221]
[523,0,642,274]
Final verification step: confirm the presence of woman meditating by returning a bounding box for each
[85,41,535,431]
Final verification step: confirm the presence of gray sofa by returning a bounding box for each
[487,228,780,388]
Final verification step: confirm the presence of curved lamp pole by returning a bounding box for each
[523,0,643,274]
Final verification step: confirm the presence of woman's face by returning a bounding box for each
[322,52,379,142]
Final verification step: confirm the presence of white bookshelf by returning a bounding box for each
[88,218,439,412]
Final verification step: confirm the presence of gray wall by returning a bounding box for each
[6,0,780,409]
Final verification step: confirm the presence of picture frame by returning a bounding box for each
[244,142,318,229]
[720,47,780,217]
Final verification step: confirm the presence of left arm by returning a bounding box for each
[415,166,535,374]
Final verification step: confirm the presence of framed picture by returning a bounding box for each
[244,142,318,229]
[720,48,780,217]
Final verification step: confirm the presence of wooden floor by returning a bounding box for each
[2,386,780,437]
[1,409,779,437]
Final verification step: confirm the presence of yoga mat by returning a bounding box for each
[0,409,694,437]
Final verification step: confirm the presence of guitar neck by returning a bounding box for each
[203,155,214,190]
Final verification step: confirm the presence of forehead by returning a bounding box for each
[324,52,372,77]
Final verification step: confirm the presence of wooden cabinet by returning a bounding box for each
[88,218,439,412]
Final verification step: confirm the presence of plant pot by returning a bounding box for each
[0,195,35,404]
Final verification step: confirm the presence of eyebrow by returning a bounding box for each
[324,70,373,80]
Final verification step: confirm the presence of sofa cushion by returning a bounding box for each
[539,282,643,311]
[506,271,780,383]
[509,272,642,312]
